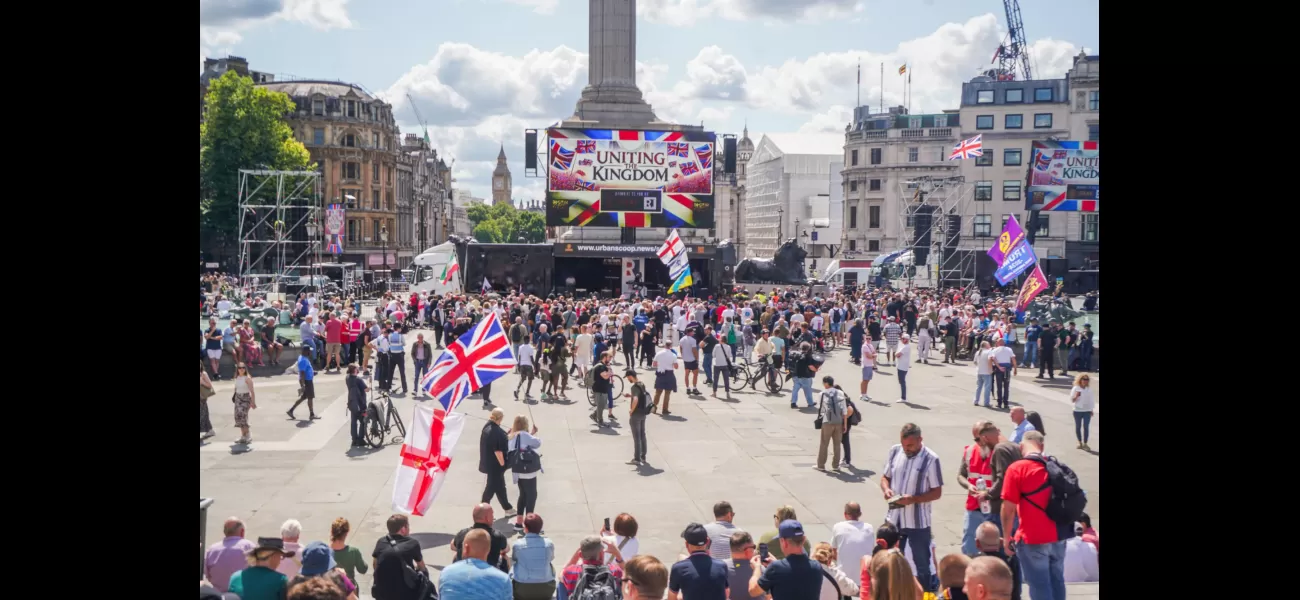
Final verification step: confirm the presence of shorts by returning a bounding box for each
[886,343,899,351]
[519,365,534,378]
[300,379,315,400]
[861,365,874,381]
[206,349,222,360]
[223,342,239,355]
[683,361,699,371]
[327,342,342,354]
[830,323,841,333]
[654,371,678,392]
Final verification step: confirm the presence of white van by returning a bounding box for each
[821,259,875,290]
[410,242,463,296]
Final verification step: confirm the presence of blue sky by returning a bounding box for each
[201,0,1098,200]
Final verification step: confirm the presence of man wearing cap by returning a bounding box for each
[228,538,292,600]
[669,523,730,600]
[880,423,944,593]
[748,520,823,600]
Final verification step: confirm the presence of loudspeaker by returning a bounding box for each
[524,131,538,170]
[912,206,936,267]
[723,137,737,174]
[391,268,402,279]
[362,271,375,284]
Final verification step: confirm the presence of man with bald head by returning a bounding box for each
[963,555,1015,600]
[453,503,510,572]
[439,529,512,598]
[830,501,874,577]
[975,522,1021,600]
[204,517,254,592]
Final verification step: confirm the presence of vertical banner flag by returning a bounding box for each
[392,403,465,516]
[481,277,491,295]
[439,254,459,285]
[658,229,693,292]
[325,204,346,255]
[1015,266,1049,312]
[994,240,1038,286]
[987,214,1027,266]
[657,230,685,262]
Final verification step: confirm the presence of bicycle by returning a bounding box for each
[364,379,407,448]
[585,369,625,407]
[746,356,785,394]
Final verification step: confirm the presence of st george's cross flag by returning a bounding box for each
[657,229,685,262]
[391,402,465,515]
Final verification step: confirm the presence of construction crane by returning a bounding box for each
[406,93,431,146]
[991,0,1033,81]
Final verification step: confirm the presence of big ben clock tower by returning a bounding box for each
[492,145,512,206]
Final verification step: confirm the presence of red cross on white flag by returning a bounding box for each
[392,403,465,516]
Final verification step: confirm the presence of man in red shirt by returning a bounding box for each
[323,312,344,373]
[339,310,355,365]
[999,431,1065,600]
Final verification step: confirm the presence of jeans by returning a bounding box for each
[303,338,318,362]
[898,369,909,401]
[350,408,365,444]
[516,476,538,517]
[899,527,936,592]
[413,358,428,392]
[974,374,993,406]
[817,423,844,469]
[1023,343,1038,368]
[703,354,714,384]
[993,366,1011,407]
[842,428,852,464]
[482,469,513,511]
[961,509,992,556]
[1073,411,1093,443]
[629,414,648,460]
[713,367,731,395]
[791,377,815,406]
[1017,540,1067,600]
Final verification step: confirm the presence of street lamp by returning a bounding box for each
[305,218,318,291]
[380,224,389,279]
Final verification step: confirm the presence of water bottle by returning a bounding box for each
[976,479,991,514]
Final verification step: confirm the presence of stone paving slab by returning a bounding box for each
[201,325,1099,596]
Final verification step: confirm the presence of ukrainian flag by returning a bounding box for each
[668,267,694,293]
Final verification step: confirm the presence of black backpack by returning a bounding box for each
[572,564,621,600]
[845,397,862,427]
[1021,455,1087,537]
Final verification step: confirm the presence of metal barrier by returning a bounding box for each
[200,498,214,579]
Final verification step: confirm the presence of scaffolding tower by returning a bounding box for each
[236,169,323,292]
[894,175,976,292]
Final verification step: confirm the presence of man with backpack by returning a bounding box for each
[560,535,626,599]
[509,317,528,374]
[1000,431,1084,600]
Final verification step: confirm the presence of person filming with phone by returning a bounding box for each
[748,520,825,600]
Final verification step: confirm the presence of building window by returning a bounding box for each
[344,134,356,147]
[869,205,881,228]
[1034,113,1053,128]
[1001,214,1016,231]
[387,167,393,184]
[343,162,360,180]
[908,117,921,128]
[851,149,859,166]
[373,163,380,182]
[870,148,882,165]
[934,115,948,127]
[1004,149,1023,166]
[849,206,858,229]
[869,179,881,191]
[1088,124,1099,141]
[372,220,380,242]
[849,240,857,251]
[1003,180,1021,201]
[1034,215,1050,237]
[974,215,992,237]
[386,191,394,210]
[373,133,380,148]
[347,219,358,243]
[908,147,919,162]
[975,153,993,167]
[1089,90,1099,111]
[371,191,380,210]
[343,189,359,208]
[975,181,993,201]
[1081,213,1099,241]
[868,240,880,251]
[312,99,324,115]
[312,128,324,145]
[347,101,356,118]
[850,180,858,192]
[976,115,994,130]
[1006,89,1024,103]
[1034,88,1053,102]
[977,90,994,104]
[1005,114,1023,129]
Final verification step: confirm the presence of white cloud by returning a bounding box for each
[1027,39,1082,80]
[797,105,853,134]
[639,0,863,25]
[504,0,559,14]
[199,0,353,64]
[676,46,748,101]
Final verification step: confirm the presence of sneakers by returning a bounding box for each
[513,390,520,400]
[504,508,518,517]
[860,394,869,403]
[1077,441,1084,449]
[896,398,907,403]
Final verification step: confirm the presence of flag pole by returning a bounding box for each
[856,59,861,108]
[879,63,884,113]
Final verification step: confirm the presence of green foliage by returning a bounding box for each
[465,202,546,243]
[199,71,312,255]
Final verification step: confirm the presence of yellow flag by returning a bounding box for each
[898,64,907,75]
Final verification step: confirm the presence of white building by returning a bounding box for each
[451,189,483,237]
[744,133,843,260]
[1064,52,1100,272]
[714,126,756,256]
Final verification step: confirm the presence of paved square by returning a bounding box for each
[201,331,1098,596]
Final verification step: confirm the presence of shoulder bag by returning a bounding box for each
[508,435,542,474]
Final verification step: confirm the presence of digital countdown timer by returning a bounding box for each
[600,189,662,213]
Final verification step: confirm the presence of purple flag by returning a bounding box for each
[987,214,1027,266]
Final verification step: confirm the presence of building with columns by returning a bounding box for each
[744,133,842,261]
[401,133,450,254]
[491,146,513,206]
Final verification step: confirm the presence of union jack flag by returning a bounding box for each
[551,140,574,171]
[680,161,699,176]
[947,135,983,161]
[1034,151,1052,171]
[579,158,593,166]
[575,140,596,154]
[419,312,515,412]
[693,144,712,170]
[578,180,596,191]
[669,161,677,167]
[668,142,689,158]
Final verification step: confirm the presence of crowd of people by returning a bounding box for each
[202,280,1098,599]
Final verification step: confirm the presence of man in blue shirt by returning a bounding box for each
[669,523,729,600]
[1022,318,1041,369]
[440,529,511,600]
[289,347,318,420]
[1009,407,1036,443]
[299,315,319,363]
[749,520,822,600]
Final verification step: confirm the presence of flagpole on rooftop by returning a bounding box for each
[880,63,884,113]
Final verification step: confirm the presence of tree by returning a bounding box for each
[200,71,312,263]
[464,202,546,243]
[466,203,493,226]
[472,220,505,243]
[515,211,546,243]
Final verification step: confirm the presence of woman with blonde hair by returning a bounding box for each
[870,548,925,600]
[812,542,860,600]
[232,363,257,445]
[1070,373,1096,451]
[329,517,367,590]
[508,414,542,532]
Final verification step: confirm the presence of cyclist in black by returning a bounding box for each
[346,364,369,448]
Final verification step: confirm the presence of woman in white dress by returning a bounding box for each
[574,325,594,383]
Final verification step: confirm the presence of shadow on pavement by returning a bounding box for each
[635,463,665,476]
[410,532,457,551]
[900,402,931,410]
[660,415,687,422]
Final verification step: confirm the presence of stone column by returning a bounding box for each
[570,0,659,128]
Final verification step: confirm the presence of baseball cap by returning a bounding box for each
[682,523,709,546]
[299,541,337,576]
[778,520,805,539]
